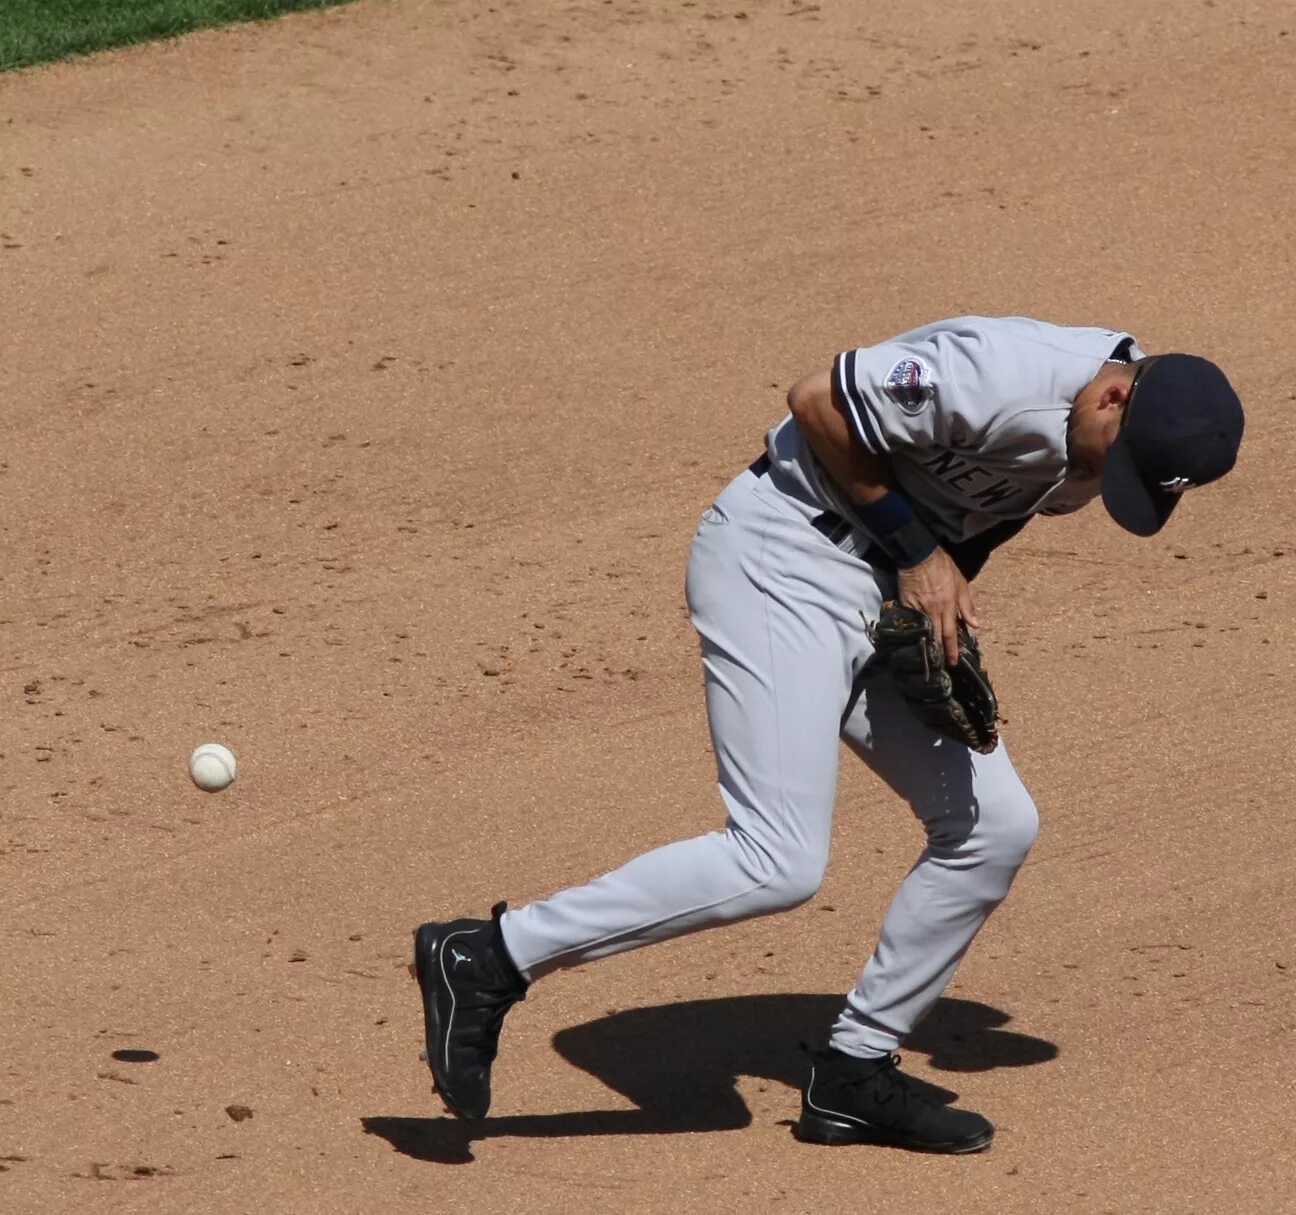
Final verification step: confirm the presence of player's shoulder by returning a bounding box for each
[899,315,1139,361]
[921,315,1141,409]
[985,315,1141,360]
[909,316,1139,453]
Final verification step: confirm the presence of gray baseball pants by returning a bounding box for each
[499,459,1039,1058]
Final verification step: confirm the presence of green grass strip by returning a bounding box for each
[0,0,356,73]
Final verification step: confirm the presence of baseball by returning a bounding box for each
[189,742,237,792]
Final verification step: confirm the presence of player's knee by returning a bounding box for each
[729,828,827,911]
[980,791,1039,867]
[757,838,830,910]
[765,853,826,909]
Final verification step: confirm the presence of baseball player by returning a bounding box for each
[412,316,1244,1153]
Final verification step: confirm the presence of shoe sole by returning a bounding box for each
[794,1110,993,1154]
[411,923,476,1121]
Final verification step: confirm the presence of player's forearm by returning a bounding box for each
[786,367,895,504]
[787,366,940,571]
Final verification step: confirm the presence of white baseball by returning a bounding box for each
[189,742,237,792]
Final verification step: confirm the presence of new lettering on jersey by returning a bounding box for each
[922,451,1023,508]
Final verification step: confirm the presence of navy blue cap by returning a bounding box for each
[1101,354,1244,537]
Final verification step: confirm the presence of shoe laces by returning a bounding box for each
[473,993,517,1063]
[847,1053,939,1112]
[455,939,525,1057]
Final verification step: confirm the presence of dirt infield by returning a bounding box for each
[1,1,1293,1210]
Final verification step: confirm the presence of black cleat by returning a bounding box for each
[411,902,528,1120]
[795,1048,994,1154]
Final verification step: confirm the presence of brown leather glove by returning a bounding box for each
[867,602,1001,754]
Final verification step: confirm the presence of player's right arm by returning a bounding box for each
[786,366,976,666]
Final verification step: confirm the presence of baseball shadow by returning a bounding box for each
[362,992,1056,1165]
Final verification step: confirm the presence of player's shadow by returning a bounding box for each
[362,992,1056,1165]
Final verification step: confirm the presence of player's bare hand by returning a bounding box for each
[897,548,978,666]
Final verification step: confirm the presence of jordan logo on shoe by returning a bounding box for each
[450,947,472,969]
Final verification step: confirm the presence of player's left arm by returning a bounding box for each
[787,366,977,664]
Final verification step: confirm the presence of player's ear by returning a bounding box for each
[1100,373,1132,413]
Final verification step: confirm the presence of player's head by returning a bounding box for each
[1099,355,1244,535]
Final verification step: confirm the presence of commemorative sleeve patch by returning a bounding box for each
[883,357,933,412]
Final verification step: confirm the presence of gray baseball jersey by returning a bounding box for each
[768,315,1146,544]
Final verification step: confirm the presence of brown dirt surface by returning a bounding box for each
[2,1,1294,1211]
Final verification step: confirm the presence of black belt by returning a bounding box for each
[748,453,1030,582]
[747,453,892,568]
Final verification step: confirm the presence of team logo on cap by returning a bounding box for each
[884,358,933,413]
[1160,476,1194,494]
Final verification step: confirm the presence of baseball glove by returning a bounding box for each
[866,602,1000,754]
